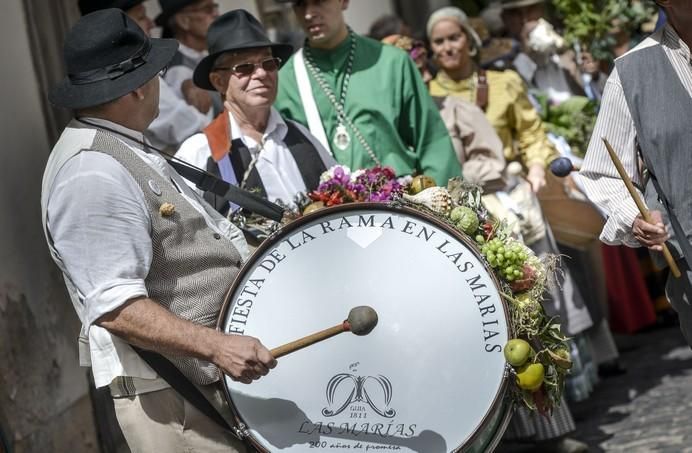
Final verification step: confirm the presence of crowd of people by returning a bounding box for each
[40,0,690,452]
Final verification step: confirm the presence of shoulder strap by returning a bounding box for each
[476,69,489,111]
[131,347,240,438]
[294,49,331,151]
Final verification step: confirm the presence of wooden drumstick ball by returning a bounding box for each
[270,306,378,359]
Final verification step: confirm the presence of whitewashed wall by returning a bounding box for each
[0,0,99,451]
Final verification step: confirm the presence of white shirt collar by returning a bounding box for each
[227,107,288,150]
[178,42,208,62]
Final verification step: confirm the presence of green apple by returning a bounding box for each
[504,339,534,367]
[516,363,545,391]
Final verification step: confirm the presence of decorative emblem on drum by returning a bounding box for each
[322,373,396,418]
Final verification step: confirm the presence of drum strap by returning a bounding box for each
[132,347,237,436]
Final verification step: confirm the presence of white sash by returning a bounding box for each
[294,49,331,154]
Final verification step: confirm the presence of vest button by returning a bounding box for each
[213,233,221,240]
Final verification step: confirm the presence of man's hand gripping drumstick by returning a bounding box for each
[271,306,378,359]
[601,137,681,278]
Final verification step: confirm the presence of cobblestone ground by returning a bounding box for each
[498,324,692,452]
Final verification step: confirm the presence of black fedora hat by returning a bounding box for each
[155,0,197,26]
[78,0,144,15]
[49,9,178,110]
[193,9,293,91]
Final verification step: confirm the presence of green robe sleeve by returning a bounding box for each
[398,54,461,186]
[275,57,308,126]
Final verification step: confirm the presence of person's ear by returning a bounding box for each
[209,71,228,94]
[342,0,350,11]
[132,86,146,101]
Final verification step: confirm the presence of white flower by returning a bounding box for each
[350,169,366,182]
[528,18,565,55]
[397,174,414,186]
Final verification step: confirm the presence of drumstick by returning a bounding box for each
[601,137,681,278]
[270,306,378,359]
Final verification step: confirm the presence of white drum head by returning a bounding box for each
[220,205,510,452]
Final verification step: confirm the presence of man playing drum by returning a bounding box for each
[176,9,335,215]
[40,9,274,452]
[578,0,692,347]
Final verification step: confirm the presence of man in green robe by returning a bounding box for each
[274,0,460,186]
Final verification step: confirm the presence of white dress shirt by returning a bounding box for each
[164,43,206,100]
[176,107,336,207]
[576,24,692,247]
[43,118,248,389]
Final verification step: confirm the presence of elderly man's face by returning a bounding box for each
[176,0,219,40]
[212,48,279,110]
[502,3,544,39]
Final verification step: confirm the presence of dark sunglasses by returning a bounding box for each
[214,57,282,77]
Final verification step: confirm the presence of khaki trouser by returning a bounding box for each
[112,385,248,453]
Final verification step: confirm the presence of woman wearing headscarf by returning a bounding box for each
[424,7,590,452]
[427,6,557,193]
[381,33,507,194]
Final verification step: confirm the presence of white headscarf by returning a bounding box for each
[426,6,483,52]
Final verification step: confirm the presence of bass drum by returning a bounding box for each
[218,204,513,453]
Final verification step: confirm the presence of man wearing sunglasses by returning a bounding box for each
[274,0,460,187]
[156,0,221,117]
[176,9,335,216]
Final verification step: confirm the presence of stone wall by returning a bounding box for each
[0,0,99,451]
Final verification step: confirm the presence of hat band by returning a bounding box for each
[68,40,152,85]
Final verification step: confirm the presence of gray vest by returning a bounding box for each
[616,45,692,267]
[43,126,241,385]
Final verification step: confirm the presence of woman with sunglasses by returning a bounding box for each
[176,10,335,218]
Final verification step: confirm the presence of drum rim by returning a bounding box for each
[217,202,514,452]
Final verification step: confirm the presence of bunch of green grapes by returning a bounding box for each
[480,238,528,282]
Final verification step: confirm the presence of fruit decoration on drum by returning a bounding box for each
[229,164,572,417]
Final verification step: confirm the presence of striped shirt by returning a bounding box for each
[576,24,692,247]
